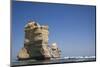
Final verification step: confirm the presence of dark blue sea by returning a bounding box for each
[11,58,96,66]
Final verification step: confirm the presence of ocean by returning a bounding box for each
[11,58,96,66]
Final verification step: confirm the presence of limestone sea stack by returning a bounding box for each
[50,43,61,59]
[17,20,61,60]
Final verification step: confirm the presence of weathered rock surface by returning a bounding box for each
[50,43,61,59]
[17,47,30,60]
[17,20,61,60]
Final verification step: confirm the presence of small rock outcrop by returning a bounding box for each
[17,20,61,60]
[17,47,30,60]
[50,43,61,59]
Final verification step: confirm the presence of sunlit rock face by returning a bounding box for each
[17,47,30,60]
[18,21,51,60]
[17,20,61,60]
[50,43,61,59]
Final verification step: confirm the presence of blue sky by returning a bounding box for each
[12,1,96,59]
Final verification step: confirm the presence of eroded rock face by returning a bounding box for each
[17,47,30,60]
[41,46,51,59]
[18,21,51,60]
[50,43,61,59]
[17,20,61,60]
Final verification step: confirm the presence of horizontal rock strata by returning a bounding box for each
[17,20,61,60]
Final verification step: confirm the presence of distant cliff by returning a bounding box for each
[17,20,61,60]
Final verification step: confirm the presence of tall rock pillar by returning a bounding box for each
[17,21,51,60]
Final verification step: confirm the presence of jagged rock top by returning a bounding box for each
[25,21,48,30]
[25,21,40,29]
[51,43,58,49]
